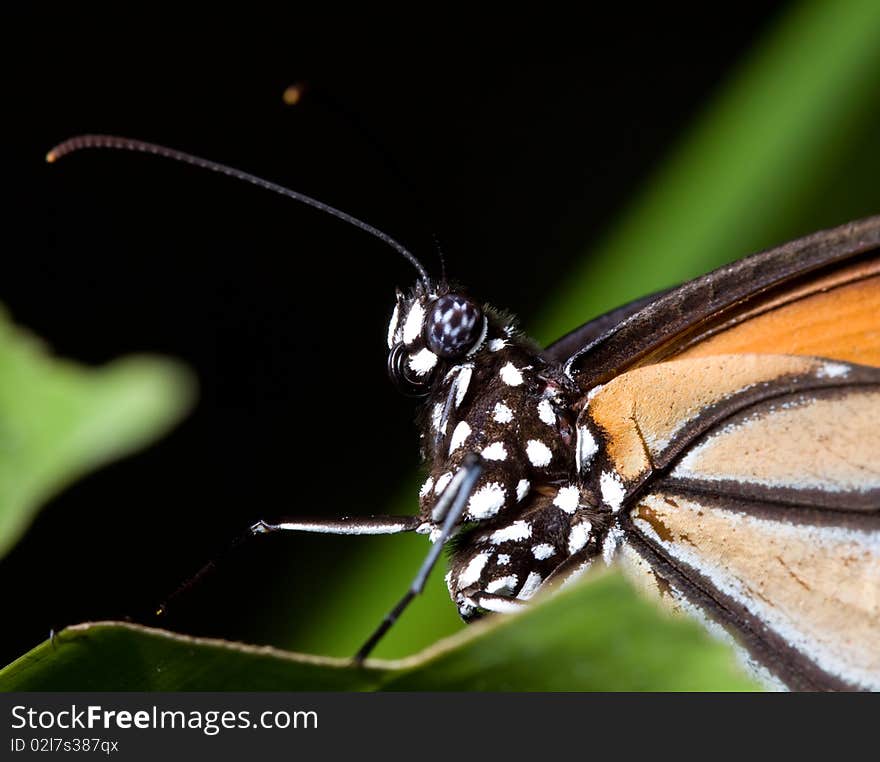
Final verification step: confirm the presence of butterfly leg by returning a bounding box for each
[155,515,423,618]
[542,546,596,590]
[353,452,484,663]
[251,515,421,536]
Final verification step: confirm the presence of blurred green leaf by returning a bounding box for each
[289,0,880,661]
[0,304,195,559]
[0,571,760,691]
[538,0,880,343]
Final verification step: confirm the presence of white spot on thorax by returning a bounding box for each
[486,574,519,594]
[586,383,605,401]
[531,543,555,560]
[458,552,491,588]
[537,398,556,426]
[402,301,425,345]
[434,471,453,495]
[600,470,626,512]
[419,476,434,498]
[553,484,580,513]
[517,571,543,600]
[449,421,471,454]
[408,347,437,376]
[493,402,513,424]
[576,425,598,471]
[488,338,508,352]
[526,439,552,467]
[454,364,473,407]
[481,441,508,461]
[567,521,592,554]
[467,482,507,519]
[500,362,524,386]
[487,520,531,544]
[516,479,530,502]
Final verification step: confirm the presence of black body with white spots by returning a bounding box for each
[386,283,609,619]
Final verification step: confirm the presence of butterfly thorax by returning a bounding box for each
[387,284,608,618]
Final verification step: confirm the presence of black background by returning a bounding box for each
[2,9,784,666]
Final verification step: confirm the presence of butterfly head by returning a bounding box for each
[386,285,489,397]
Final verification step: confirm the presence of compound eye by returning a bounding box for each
[425,294,484,359]
[387,343,432,397]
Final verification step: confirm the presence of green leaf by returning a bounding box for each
[0,571,760,691]
[0,304,195,559]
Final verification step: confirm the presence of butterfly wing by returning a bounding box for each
[541,288,671,363]
[556,217,880,689]
[563,215,880,388]
[579,354,879,690]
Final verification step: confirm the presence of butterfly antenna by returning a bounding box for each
[431,232,447,282]
[46,134,433,291]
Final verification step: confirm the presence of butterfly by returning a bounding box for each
[47,136,879,691]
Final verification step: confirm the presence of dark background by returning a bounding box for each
[2,9,785,666]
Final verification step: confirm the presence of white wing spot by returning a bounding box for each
[517,571,543,600]
[600,470,626,513]
[493,402,514,424]
[449,421,472,454]
[531,543,555,560]
[487,520,531,544]
[553,484,580,513]
[817,361,850,379]
[434,471,453,495]
[419,476,434,498]
[467,482,507,519]
[576,425,599,471]
[537,398,556,426]
[567,521,592,554]
[481,441,508,461]
[402,301,425,345]
[526,439,552,467]
[458,552,491,588]
[500,362,524,386]
[496,553,511,565]
[516,478,531,502]
[408,347,438,376]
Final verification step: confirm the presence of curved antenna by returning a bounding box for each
[46,134,433,291]
[431,231,447,283]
